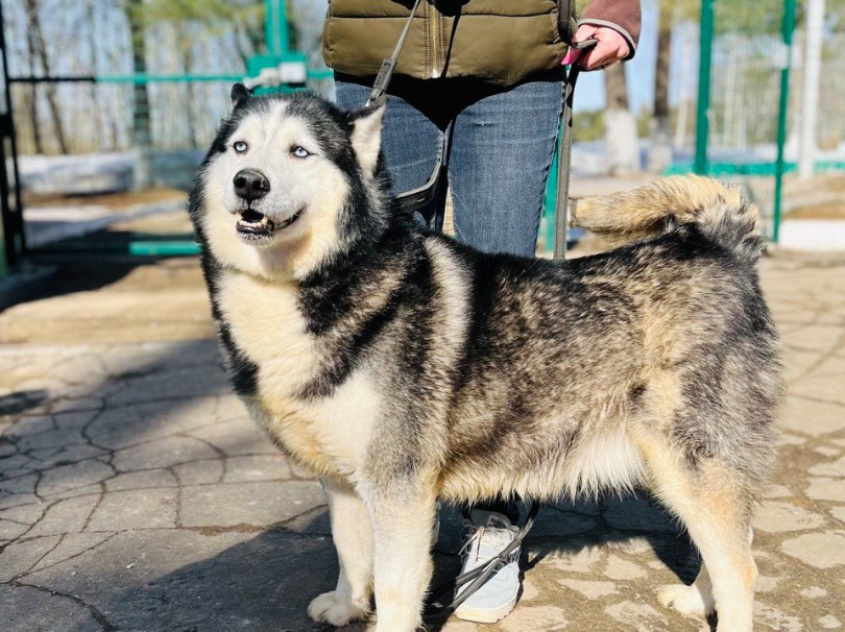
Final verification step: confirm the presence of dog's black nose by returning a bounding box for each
[233,168,270,201]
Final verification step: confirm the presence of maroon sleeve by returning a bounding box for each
[580,0,642,59]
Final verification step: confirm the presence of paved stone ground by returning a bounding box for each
[1,249,844,632]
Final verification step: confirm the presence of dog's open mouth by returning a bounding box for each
[236,207,304,241]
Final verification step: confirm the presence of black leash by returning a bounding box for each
[366,0,423,107]
[554,38,598,260]
[365,0,443,218]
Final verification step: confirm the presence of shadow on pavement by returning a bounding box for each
[0,390,49,416]
[0,260,141,314]
[53,495,698,632]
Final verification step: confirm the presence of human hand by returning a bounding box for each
[561,24,631,71]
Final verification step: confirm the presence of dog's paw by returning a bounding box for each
[307,591,370,627]
[657,583,715,618]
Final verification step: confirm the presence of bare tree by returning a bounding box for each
[4,0,291,157]
[24,0,68,154]
[126,0,152,187]
[650,0,673,172]
[85,0,115,151]
[21,64,43,154]
[138,0,267,66]
[604,63,640,174]
[134,0,267,149]
[22,1,43,154]
[604,62,629,111]
[182,25,199,149]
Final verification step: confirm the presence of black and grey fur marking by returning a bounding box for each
[189,89,782,632]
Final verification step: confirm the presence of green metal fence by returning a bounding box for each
[540,0,801,254]
[0,0,333,265]
[0,0,816,271]
[690,0,798,242]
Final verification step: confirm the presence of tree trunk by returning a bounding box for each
[234,11,267,66]
[87,0,111,151]
[182,26,199,149]
[674,36,694,148]
[603,63,640,174]
[604,61,628,111]
[23,1,43,154]
[24,0,68,154]
[127,0,152,189]
[650,0,673,173]
[24,88,43,155]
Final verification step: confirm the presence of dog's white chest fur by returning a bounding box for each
[216,270,380,480]
[217,271,316,390]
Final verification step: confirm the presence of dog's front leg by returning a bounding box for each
[308,479,374,627]
[368,487,437,632]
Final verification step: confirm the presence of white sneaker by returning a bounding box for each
[454,510,520,623]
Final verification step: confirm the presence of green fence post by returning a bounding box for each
[266,0,289,57]
[773,0,797,243]
[695,0,715,175]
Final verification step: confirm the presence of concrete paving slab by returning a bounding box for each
[0,583,103,632]
[28,495,100,537]
[87,488,178,531]
[179,481,325,529]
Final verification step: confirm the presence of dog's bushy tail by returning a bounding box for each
[571,175,764,265]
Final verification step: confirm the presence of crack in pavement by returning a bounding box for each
[4,580,119,631]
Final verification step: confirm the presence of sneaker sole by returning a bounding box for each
[454,592,518,624]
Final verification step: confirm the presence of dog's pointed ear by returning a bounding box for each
[230,83,250,112]
[349,102,386,177]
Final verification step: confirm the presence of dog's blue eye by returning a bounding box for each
[233,141,248,154]
[292,146,311,159]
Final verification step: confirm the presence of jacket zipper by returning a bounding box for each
[430,4,440,78]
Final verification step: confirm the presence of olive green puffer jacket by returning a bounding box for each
[322,0,640,88]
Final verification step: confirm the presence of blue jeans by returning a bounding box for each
[335,73,563,257]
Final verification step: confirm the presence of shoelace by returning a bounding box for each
[459,526,519,572]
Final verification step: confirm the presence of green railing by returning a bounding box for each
[693,0,798,243]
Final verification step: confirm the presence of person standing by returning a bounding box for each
[322,0,640,623]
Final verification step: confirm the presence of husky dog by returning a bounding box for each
[189,84,781,632]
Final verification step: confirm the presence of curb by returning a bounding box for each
[778,219,845,251]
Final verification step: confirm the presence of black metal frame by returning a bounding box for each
[0,1,25,271]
